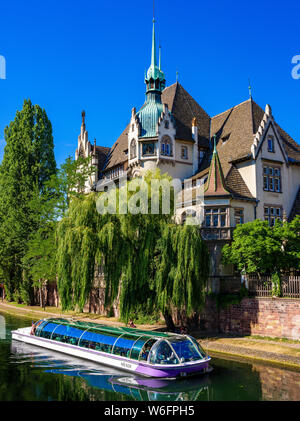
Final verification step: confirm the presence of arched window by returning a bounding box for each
[161,135,173,156]
[130,139,137,159]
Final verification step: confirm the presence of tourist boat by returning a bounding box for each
[11,318,211,378]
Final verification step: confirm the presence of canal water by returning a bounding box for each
[0,311,299,401]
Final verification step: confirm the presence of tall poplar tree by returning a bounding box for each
[0,99,56,301]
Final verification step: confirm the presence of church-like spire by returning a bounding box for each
[205,135,231,196]
[151,19,157,67]
[145,17,165,95]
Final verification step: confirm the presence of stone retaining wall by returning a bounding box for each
[200,297,300,340]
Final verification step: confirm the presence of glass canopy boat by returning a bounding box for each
[11,318,211,378]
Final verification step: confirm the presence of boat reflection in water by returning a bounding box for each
[11,340,212,401]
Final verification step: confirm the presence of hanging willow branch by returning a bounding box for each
[56,170,210,322]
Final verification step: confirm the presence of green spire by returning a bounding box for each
[145,17,165,94]
[159,45,161,70]
[151,19,157,67]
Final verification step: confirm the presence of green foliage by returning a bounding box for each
[56,169,210,324]
[271,272,281,297]
[222,217,300,278]
[56,194,103,311]
[0,99,56,300]
[209,286,249,311]
[155,223,210,318]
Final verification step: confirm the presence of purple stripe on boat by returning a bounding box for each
[135,361,209,378]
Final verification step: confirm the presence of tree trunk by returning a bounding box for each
[39,281,43,308]
[163,310,176,332]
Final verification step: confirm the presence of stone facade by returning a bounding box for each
[200,297,300,340]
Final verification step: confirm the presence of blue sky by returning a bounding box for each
[0,0,299,166]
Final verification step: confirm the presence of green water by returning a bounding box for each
[0,311,299,401]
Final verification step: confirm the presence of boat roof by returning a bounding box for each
[40,317,183,341]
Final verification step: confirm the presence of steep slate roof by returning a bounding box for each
[194,98,300,185]
[209,99,264,177]
[102,87,300,182]
[225,165,254,200]
[204,139,231,197]
[103,82,210,172]
[103,125,130,171]
[95,145,110,175]
[161,82,210,147]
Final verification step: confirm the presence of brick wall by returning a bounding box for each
[200,297,300,340]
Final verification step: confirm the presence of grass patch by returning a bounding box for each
[245,335,300,345]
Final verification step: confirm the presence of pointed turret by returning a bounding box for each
[137,18,166,138]
[145,19,165,95]
[205,135,231,196]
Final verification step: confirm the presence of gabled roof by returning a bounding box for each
[197,98,300,178]
[102,90,300,177]
[204,139,230,197]
[161,82,210,147]
[225,166,254,200]
[209,99,264,177]
[95,145,110,175]
[103,83,210,172]
[103,125,130,171]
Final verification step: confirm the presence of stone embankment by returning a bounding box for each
[1,301,300,369]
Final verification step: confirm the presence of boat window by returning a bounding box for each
[169,338,201,362]
[34,320,48,337]
[112,334,140,358]
[138,339,157,362]
[130,336,154,360]
[79,329,117,353]
[149,340,179,365]
[51,324,84,345]
[38,322,60,339]
[187,336,207,358]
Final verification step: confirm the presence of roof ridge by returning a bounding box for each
[212,98,252,120]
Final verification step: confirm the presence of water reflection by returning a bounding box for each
[1,311,300,401]
[0,315,5,340]
[10,340,211,401]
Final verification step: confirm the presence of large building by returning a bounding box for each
[75,19,300,280]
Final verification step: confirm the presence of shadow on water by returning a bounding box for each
[0,311,300,401]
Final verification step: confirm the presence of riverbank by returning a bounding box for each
[1,300,300,370]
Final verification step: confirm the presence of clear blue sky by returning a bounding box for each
[0,0,299,166]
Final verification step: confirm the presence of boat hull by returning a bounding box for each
[11,328,211,379]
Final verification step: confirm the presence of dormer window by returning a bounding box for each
[164,121,169,129]
[161,135,173,156]
[221,133,230,143]
[268,136,275,152]
[132,124,134,132]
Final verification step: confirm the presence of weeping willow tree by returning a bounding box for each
[155,224,210,330]
[56,194,103,311]
[56,169,210,328]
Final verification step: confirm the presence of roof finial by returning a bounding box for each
[248,78,252,99]
[81,110,85,127]
[151,12,157,67]
[176,70,179,82]
[213,134,217,153]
